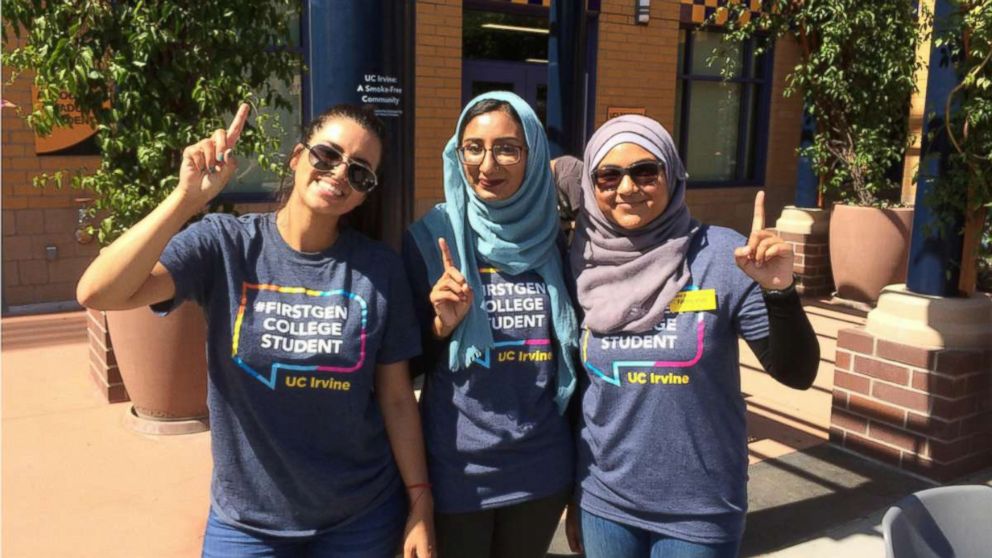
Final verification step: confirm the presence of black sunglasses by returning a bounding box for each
[591,160,665,191]
[302,143,378,194]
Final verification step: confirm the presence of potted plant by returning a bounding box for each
[715,1,925,304]
[926,1,992,296]
[3,1,300,429]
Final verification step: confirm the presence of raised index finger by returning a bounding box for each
[751,190,766,234]
[438,237,456,270]
[226,103,251,147]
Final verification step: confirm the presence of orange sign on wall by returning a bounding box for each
[607,106,647,120]
[31,87,99,154]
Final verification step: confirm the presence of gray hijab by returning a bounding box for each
[569,115,696,334]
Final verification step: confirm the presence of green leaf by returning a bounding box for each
[4,0,301,245]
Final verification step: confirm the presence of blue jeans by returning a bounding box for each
[202,489,406,558]
[580,508,741,558]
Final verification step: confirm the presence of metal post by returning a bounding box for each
[548,0,587,158]
[906,0,963,296]
[794,106,819,208]
[305,0,415,249]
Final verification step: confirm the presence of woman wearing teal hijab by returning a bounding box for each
[401,91,580,558]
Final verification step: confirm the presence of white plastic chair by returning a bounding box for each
[883,485,992,558]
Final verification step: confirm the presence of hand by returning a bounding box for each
[177,103,250,208]
[403,490,435,558]
[565,502,583,554]
[429,237,473,339]
[733,191,795,290]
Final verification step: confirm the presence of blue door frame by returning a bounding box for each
[461,2,599,149]
[302,0,416,249]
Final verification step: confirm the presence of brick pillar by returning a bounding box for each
[87,308,129,403]
[830,287,992,481]
[774,206,833,297]
[413,0,462,219]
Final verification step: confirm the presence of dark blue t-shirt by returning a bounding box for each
[156,213,420,536]
[403,235,574,513]
[576,225,769,544]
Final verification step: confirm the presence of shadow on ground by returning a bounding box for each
[547,426,931,557]
[742,443,932,556]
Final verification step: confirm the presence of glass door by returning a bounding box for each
[462,60,547,122]
[462,6,549,122]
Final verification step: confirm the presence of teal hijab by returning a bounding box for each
[409,91,579,413]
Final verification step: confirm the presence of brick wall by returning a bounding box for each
[830,327,992,481]
[3,32,102,308]
[595,0,802,235]
[413,0,463,218]
[87,308,128,403]
[778,229,833,297]
[594,0,682,130]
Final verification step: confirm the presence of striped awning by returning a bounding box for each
[485,0,602,10]
[679,0,764,25]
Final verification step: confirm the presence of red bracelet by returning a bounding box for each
[407,483,432,510]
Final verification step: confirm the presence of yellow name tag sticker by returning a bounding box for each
[668,289,718,313]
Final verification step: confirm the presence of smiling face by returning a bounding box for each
[287,116,382,217]
[460,109,528,202]
[593,143,669,230]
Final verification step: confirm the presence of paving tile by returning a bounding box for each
[2,340,104,419]
[2,402,211,558]
[2,312,210,558]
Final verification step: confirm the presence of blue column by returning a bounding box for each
[547,0,587,158]
[794,106,819,208]
[306,0,415,248]
[906,0,963,296]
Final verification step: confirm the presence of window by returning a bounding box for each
[462,9,549,63]
[674,29,772,186]
[221,10,303,200]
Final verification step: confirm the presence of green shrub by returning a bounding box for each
[3,1,302,244]
[926,1,992,291]
[712,1,924,207]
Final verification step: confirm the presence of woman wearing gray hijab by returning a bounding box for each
[564,115,819,557]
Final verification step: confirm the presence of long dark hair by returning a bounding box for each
[277,104,387,240]
[457,98,523,143]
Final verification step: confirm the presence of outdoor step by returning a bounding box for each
[1,312,88,349]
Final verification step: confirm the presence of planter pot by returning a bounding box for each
[105,301,209,430]
[829,204,914,304]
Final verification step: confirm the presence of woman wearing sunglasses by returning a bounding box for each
[76,104,434,558]
[402,91,580,558]
[564,115,820,558]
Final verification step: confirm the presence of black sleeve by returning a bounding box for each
[400,231,445,378]
[745,288,820,390]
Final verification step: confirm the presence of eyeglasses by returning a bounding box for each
[302,143,378,194]
[456,143,526,166]
[591,161,665,192]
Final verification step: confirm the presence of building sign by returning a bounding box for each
[356,73,404,118]
[31,87,99,155]
[607,106,646,120]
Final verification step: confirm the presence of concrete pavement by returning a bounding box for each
[3,302,988,557]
